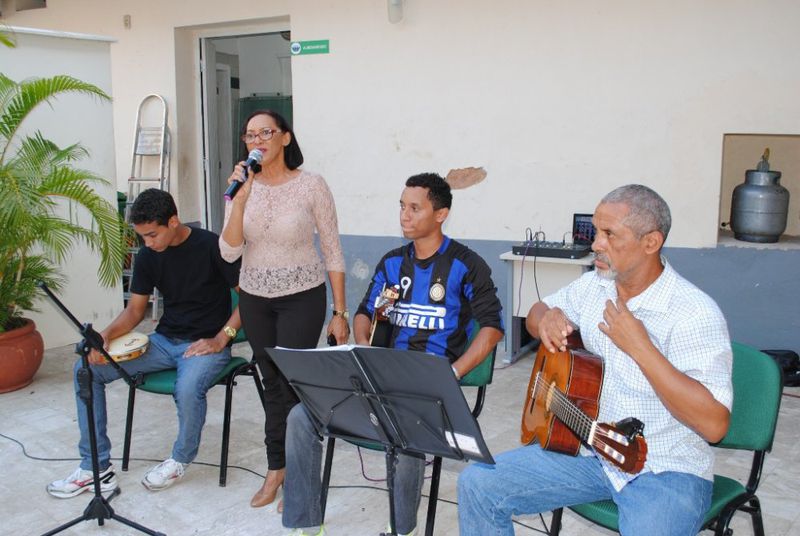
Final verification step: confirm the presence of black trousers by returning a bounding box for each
[239,283,326,470]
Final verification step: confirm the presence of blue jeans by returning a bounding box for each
[457,444,712,536]
[74,332,231,470]
[282,403,425,534]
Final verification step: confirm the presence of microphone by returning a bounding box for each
[224,149,263,200]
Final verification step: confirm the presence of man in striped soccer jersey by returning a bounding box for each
[281,172,504,536]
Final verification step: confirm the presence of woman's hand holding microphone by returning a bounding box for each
[225,148,263,204]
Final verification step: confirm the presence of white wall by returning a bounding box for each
[4,0,799,249]
[0,28,122,348]
[290,0,800,247]
[2,1,292,224]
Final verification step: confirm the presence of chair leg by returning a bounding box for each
[550,508,563,536]
[219,372,237,487]
[122,383,137,472]
[715,508,737,536]
[320,437,336,522]
[749,496,764,536]
[424,456,443,536]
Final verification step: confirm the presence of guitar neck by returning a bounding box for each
[368,314,379,346]
[537,372,595,444]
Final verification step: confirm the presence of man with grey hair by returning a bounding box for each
[458,184,733,535]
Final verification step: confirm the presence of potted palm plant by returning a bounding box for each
[0,33,126,392]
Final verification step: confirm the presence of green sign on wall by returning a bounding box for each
[290,40,330,56]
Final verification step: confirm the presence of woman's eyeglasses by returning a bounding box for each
[241,128,281,143]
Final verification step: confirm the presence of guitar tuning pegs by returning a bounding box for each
[614,417,645,440]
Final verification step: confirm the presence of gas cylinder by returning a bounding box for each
[730,148,790,243]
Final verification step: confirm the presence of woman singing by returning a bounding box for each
[220,110,349,508]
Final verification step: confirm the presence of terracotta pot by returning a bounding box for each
[0,318,45,393]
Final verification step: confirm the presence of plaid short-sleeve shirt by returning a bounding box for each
[544,258,733,490]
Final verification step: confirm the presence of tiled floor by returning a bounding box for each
[2,336,799,535]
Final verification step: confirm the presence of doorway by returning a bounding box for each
[200,32,294,233]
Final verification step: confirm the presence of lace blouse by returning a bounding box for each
[219,170,345,298]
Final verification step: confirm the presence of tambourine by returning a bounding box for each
[107,331,150,362]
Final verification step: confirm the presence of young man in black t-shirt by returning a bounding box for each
[47,189,241,498]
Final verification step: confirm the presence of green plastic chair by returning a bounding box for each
[121,290,266,486]
[319,319,496,536]
[549,342,782,536]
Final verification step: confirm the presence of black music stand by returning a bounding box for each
[38,283,164,536]
[267,345,494,536]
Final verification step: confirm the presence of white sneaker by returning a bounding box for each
[386,523,417,536]
[47,465,118,498]
[141,458,185,491]
[285,526,326,536]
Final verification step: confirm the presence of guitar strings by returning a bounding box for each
[533,373,593,438]
[533,373,629,465]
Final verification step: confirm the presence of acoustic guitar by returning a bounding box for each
[520,336,648,474]
[369,283,401,348]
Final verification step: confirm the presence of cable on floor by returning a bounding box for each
[0,430,549,533]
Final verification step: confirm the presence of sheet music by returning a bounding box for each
[445,431,481,455]
[275,344,371,352]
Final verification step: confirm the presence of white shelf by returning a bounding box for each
[499,251,596,266]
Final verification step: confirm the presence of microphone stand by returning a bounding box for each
[38,283,164,536]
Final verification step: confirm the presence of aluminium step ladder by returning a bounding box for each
[124,94,171,320]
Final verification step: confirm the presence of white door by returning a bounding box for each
[200,38,222,232]
[216,63,233,222]
[200,32,292,232]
